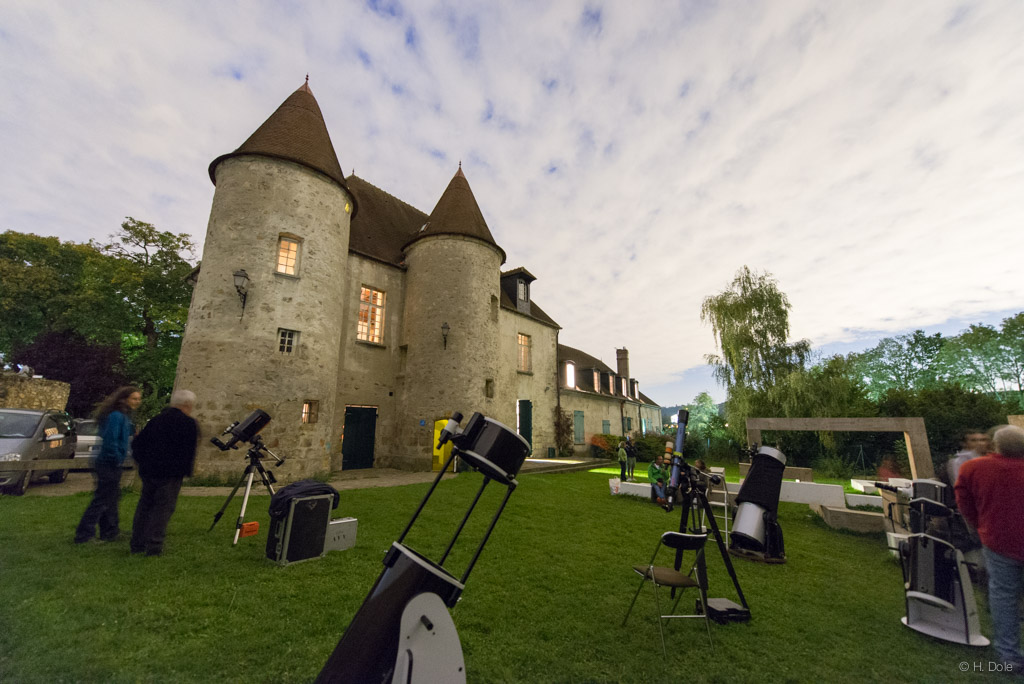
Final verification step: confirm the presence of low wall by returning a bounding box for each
[609,478,846,508]
[0,375,70,411]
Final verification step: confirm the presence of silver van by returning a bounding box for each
[0,409,77,495]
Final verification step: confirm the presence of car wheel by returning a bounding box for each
[49,469,68,484]
[11,469,31,496]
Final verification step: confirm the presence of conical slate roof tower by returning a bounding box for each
[209,79,353,209]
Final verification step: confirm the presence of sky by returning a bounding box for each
[2,1,1023,407]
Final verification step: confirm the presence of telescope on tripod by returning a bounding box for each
[208,409,286,545]
[663,410,751,623]
[316,411,531,684]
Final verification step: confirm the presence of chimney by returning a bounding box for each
[616,348,629,380]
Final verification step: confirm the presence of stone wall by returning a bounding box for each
[175,156,352,480]
[397,235,504,469]
[560,389,642,453]
[499,307,558,457]
[0,375,70,411]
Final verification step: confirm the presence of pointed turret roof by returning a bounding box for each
[402,166,505,263]
[209,80,352,203]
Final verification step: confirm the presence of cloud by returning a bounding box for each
[2,1,1024,407]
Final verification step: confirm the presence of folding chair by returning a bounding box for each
[622,531,713,655]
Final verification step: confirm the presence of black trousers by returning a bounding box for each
[130,476,183,555]
[75,464,123,542]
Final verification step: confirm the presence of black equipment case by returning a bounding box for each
[266,493,334,566]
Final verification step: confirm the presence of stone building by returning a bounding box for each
[175,81,659,478]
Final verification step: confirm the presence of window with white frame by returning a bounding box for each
[278,328,299,353]
[357,287,386,344]
[276,236,301,275]
[517,333,532,372]
[517,279,529,302]
[565,361,575,388]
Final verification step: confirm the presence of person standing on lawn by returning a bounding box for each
[74,386,141,543]
[129,389,200,556]
[955,425,1024,671]
[946,428,991,485]
[617,441,628,482]
[625,437,637,482]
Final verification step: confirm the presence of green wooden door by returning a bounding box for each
[341,406,377,470]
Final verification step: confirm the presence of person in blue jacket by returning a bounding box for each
[74,386,141,543]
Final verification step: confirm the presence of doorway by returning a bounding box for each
[341,405,377,470]
[517,399,532,449]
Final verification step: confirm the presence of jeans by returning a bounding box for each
[982,546,1024,664]
[652,482,666,501]
[75,464,123,541]
[619,462,627,481]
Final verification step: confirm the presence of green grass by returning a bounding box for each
[0,470,1010,683]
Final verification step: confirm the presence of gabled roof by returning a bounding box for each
[209,81,352,205]
[557,344,615,374]
[501,267,537,283]
[499,288,560,329]
[402,167,505,263]
[346,175,428,266]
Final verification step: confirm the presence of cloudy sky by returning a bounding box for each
[3,1,1023,406]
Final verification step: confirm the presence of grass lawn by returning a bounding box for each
[0,470,1011,683]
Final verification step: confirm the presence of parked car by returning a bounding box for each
[73,418,102,461]
[0,409,77,495]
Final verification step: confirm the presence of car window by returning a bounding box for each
[76,420,99,436]
[0,412,41,438]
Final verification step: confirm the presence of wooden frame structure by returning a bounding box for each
[745,417,934,480]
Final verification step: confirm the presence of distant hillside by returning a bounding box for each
[661,405,686,423]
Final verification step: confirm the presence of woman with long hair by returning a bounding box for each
[74,386,141,543]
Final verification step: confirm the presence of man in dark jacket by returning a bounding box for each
[130,390,199,556]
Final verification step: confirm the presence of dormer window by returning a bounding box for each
[619,378,627,395]
[592,370,600,392]
[517,279,529,303]
[565,361,575,388]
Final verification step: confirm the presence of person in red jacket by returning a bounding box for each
[955,425,1024,670]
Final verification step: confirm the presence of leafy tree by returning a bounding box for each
[849,330,945,401]
[937,324,1012,400]
[91,218,195,416]
[0,232,123,354]
[998,313,1024,407]
[700,266,810,391]
[12,331,127,417]
[877,382,1017,472]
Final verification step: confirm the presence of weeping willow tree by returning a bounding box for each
[700,266,811,392]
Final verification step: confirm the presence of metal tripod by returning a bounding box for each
[670,472,750,616]
[209,435,283,545]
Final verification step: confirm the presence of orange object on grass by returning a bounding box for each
[239,521,260,537]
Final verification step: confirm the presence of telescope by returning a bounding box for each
[729,445,787,562]
[210,409,272,451]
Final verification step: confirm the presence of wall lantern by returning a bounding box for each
[441,321,450,350]
[233,269,250,310]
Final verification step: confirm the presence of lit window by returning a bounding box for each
[301,400,319,424]
[357,287,386,344]
[620,378,627,395]
[607,375,614,393]
[278,328,298,353]
[276,237,301,275]
[517,334,532,372]
[593,371,600,392]
[565,362,575,388]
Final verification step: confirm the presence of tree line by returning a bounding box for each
[0,220,196,420]
[696,266,1022,476]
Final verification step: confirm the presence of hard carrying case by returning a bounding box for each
[266,492,334,566]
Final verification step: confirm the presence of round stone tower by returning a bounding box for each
[397,167,506,467]
[175,81,355,479]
